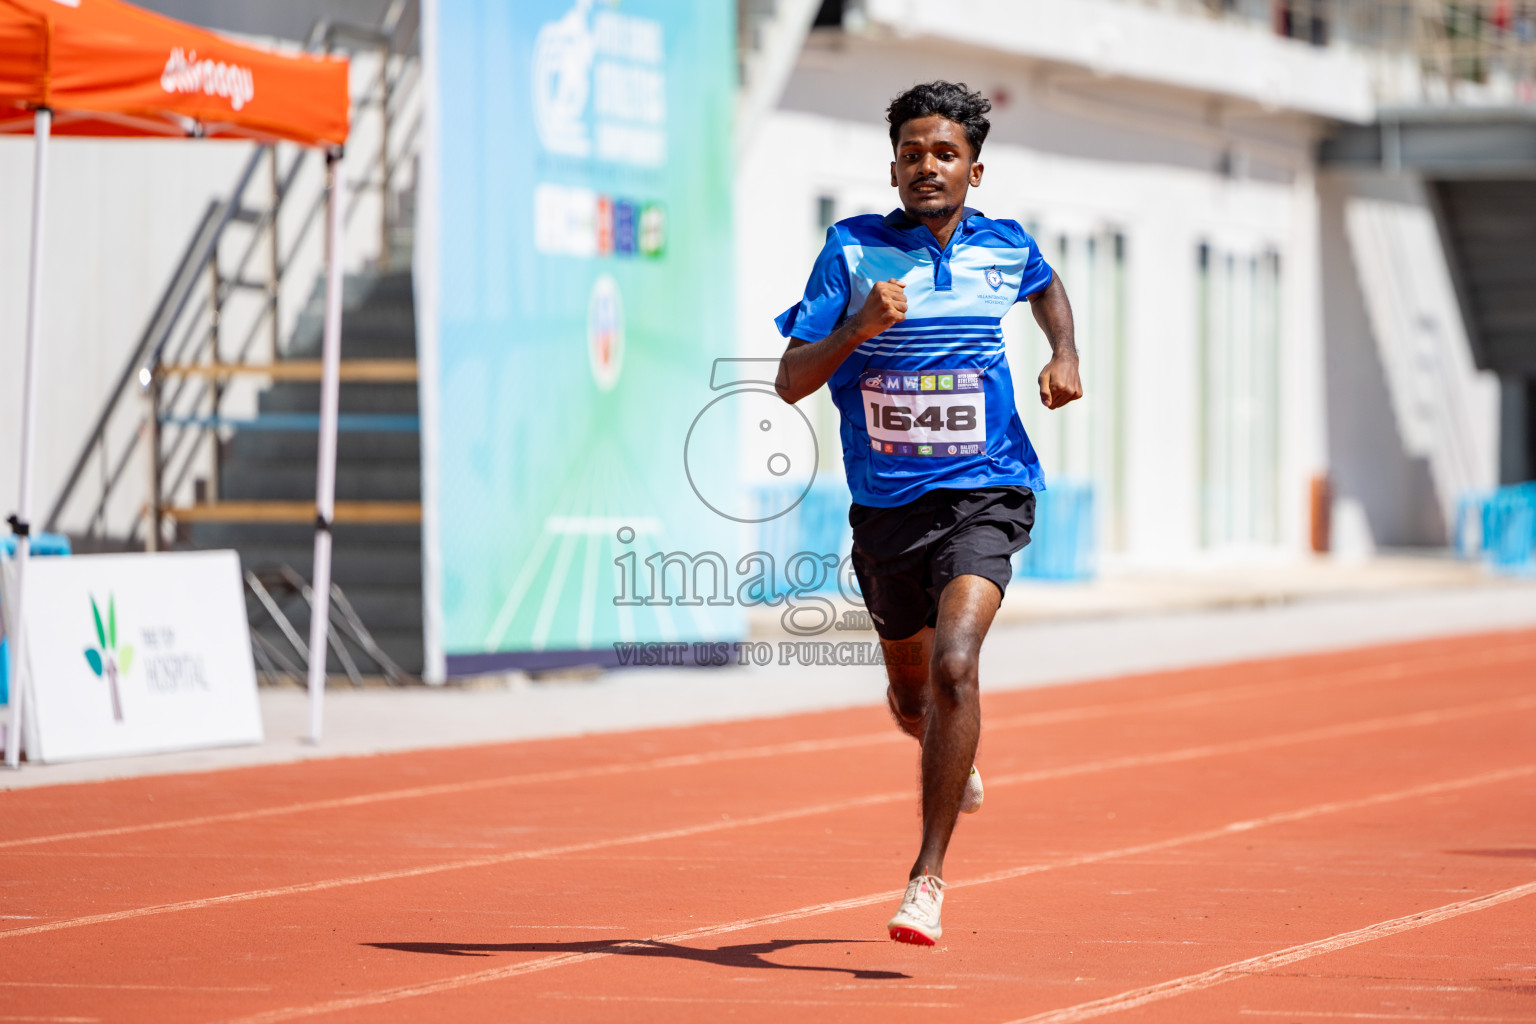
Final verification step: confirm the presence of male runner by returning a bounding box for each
[773,81,1081,945]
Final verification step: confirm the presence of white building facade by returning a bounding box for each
[735,0,1500,567]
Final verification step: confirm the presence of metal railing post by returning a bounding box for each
[145,374,161,552]
[208,258,223,505]
[380,51,393,267]
[269,146,282,362]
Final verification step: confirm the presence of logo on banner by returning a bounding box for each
[532,0,668,167]
[160,48,256,112]
[534,184,667,260]
[82,594,131,723]
[588,274,625,391]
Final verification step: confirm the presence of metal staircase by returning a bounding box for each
[185,268,424,676]
[46,1,425,679]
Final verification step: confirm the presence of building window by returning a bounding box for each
[1198,244,1282,548]
[816,194,836,234]
[1012,228,1128,550]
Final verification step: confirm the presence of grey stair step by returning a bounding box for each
[1462,264,1534,288]
[188,521,421,548]
[220,462,421,501]
[258,381,419,415]
[1483,307,1536,332]
[288,320,418,359]
[225,430,421,462]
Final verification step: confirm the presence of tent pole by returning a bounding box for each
[306,148,345,744]
[6,109,52,770]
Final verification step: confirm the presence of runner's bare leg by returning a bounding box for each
[880,574,1001,880]
[884,628,932,741]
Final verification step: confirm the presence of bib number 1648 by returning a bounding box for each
[869,403,976,433]
[859,368,987,456]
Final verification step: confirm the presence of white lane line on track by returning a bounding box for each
[210,764,1536,1024]
[0,982,268,992]
[1000,881,1536,1024]
[983,694,1536,790]
[5,640,1532,853]
[1240,1013,1523,1021]
[539,994,962,1007]
[3,697,1531,944]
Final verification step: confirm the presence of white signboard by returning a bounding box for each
[8,550,262,763]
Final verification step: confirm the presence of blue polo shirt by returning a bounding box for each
[776,208,1055,508]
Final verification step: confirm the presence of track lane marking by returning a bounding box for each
[2,697,1531,942]
[539,994,962,1007]
[5,640,1532,852]
[983,694,1536,790]
[1240,1013,1522,1021]
[1000,881,1536,1024]
[212,764,1536,1024]
[0,982,269,992]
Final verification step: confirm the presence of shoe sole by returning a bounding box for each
[889,925,938,946]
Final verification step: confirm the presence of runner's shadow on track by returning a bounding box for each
[365,938,910,980]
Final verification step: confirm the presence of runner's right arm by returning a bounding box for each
[775,280,907,405]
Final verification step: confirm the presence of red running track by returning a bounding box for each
[1,629,1533,1023]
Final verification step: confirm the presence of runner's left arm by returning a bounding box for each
[1028,273,1082,410]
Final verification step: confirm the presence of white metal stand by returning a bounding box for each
[6,108,52,770]
[306,149,345,744]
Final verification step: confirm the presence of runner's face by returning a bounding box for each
[891,115,983,220]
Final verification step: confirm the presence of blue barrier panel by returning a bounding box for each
[1483,482,1536,574]
[1452,492,1487,560]
[1454,483,1536,575]
[0,532,72,705]
[753,480,854,593]
[1015,481,1096,582]
[753,480,1097,590]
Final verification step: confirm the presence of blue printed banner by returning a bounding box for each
[429,0,740,671]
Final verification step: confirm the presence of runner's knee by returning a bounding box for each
[930,647,979,705]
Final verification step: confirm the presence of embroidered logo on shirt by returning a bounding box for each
[985,265,1003,290]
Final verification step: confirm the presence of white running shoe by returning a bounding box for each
[961,765,984,814]
[888,874,945,945]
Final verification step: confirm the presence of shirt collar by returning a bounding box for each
[883,207,984,251]
[882,206,984,231]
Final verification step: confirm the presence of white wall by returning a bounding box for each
[0,136,252,537]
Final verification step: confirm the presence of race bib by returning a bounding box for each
[860,369,986,458]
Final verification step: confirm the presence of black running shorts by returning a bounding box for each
[848,486,1035,642]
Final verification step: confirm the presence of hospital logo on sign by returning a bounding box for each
[83,594,131,723]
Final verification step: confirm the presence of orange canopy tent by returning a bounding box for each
[2,0,351,764]
[0,0,348,144]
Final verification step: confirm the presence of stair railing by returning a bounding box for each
[45,0,421,547]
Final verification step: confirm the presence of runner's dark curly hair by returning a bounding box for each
[886,81,992,158]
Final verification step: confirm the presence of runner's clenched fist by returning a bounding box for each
[854,278,907,337]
